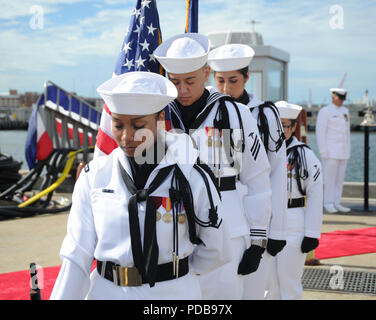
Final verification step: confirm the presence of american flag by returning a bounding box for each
[114,0,163,75]
[94,0,198,158]
[94,0,166,158]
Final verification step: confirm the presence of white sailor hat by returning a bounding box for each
[153,33,210,74]
[97,71,177,115]
[330,88,347,97]
[207,44,255,72]
[275,100,302,120]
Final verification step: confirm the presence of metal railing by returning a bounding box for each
[41,81,101,150]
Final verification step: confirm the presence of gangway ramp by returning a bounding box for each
[41,80,101,151]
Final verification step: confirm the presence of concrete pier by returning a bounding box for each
[0,192,375,300]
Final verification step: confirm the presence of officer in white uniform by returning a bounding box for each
[266,101,323,300]
[153,33,272,299]
[207,43,287,299]
[316,88,350,213]
[50,72,230,300]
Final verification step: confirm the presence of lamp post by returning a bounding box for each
[358,107,376,212]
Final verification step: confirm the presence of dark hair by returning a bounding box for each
[290,119,297,136]
[213,66,249,79]
[237,66,249,79]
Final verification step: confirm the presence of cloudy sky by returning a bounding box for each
[0,0,375,104]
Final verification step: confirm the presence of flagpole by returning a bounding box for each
[185,0,190,32]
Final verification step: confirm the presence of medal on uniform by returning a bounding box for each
[151,196,162,222]
[178,214,186,224]
[162,197,173,223]
[287,162,295,179]
[163,212,173,223]
[178,202,186,224]
[205,126,213,147]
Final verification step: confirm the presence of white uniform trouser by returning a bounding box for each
[265,208,306,300]
[265,242,307,300]
[242,251,271,299]
[199,236,248,300]
[236,181,271,300]
[322,159,348,206]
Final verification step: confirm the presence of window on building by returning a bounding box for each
[246,71,262,100]
[267,59,284,101]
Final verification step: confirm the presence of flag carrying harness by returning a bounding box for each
[250,101,285,154]
[169,94,246,189]
[286,143,310,207]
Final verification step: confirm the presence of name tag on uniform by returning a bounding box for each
[102,189,115,193]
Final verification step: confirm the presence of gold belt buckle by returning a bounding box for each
[115,266,142,287]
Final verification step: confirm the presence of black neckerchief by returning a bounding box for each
[121,138,208,287]
[119,161,174,288]
[236,90,250,105]
[176,89,210,130]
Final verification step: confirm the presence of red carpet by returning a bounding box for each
[0,265,61,300]
[1,228,376,300]
[0,262,97,300]
[315,227,376,260]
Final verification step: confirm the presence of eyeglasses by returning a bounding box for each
[282,124,293,129]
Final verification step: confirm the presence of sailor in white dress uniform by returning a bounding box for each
[316,88,351,214]
[207,43,287,299]
[153,33,272,299]
[266,101,323,300]
[50,72,230,300]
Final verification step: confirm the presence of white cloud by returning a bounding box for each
[194,0,376,102]
[0,0,375,102]
[0,0,89,19]
[0,7,131,74]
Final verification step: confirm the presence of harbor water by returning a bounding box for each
[0,130,375,182]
